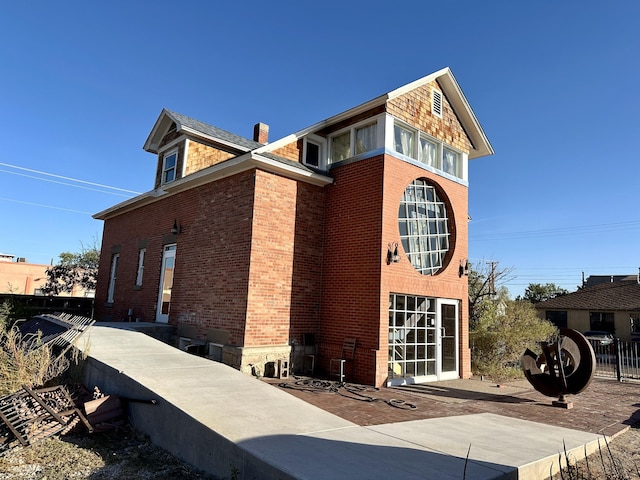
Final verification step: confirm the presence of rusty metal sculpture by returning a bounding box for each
[520,328,596,408]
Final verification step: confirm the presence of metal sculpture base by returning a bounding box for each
[521,328,596,408]
[552,395,573,409]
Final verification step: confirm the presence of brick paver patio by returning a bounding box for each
[266,376,640,437]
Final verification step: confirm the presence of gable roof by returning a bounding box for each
[535,281,640,311]
[258,67,494,160]
[143,109,263,154]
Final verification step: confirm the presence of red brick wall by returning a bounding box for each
[380,154,470,383]
[95,170,257,346]
[319,155,385,384]
[244,170,325,346]
[316,153,470,387]
[96,168,326,351]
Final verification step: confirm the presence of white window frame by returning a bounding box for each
[392,118,466,181]
[162,149,178,184]
[107,253,119,304]
[135,248,146,286]
[328,116,384,165]
[302,135,326,169]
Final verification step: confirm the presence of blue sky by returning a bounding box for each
[1,1,638,296]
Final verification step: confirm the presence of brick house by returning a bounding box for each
[94,67,493,387]
[536,279,640,342]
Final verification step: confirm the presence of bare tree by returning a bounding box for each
[468,260,514,328]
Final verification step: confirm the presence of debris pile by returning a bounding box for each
[0,383,155,454]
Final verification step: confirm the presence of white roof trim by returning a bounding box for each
[258,67,493,160]
[143,109,254,154]
[93,153,332,220]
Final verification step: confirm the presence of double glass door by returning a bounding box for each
[388,294,458,386]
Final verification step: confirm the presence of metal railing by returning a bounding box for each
[590,338,640,382]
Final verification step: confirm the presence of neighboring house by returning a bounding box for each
[93,67,493,387]
[535,281,640,342]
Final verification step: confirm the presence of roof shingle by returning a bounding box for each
[535,281,640,311]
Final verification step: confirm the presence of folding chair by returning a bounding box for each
[330,338,356,383]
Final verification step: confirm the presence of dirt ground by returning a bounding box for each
[0,427,220,480]
[551,422,640,479]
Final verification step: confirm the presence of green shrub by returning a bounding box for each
[470,299,557,383]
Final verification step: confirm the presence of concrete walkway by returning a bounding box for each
[80,324,605,480]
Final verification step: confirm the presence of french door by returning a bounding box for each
[388,294,459,386]
[156,244,176,324]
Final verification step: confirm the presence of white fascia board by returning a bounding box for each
[250,154,333,186]
[143,109,254,154]
[435,71,494,159]
[94,153,333,220]
[143,108,173,153]
[256,94,390,154]
[387,67,494,159]
[93,190,166,220]
[385,67,451,100]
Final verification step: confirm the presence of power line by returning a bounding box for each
[0,162,142,195]
[0,169,135,197]
[0,197,93,215]
[470,220,640,240]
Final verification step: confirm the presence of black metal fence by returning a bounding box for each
[0,294,94,324]
[590,338,640,382]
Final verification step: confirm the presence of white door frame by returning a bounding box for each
[436,298,459,381]
[387,295,459,386]
[156,244,176,324]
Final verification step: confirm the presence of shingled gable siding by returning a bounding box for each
[270,139,303,162]
[154,142,185,189]
[185,141,236,175]
[380,154,471,384]
[386,80,472,153]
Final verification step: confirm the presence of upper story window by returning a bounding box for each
[331,131,351,162]
[443,148,460,177]
[393,120,464,180]
[162,150,178,184]
[329,119,379,165]
[303,135,326,169]
[398,178,450,276]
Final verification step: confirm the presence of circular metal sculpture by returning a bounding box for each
[520,328,596,407]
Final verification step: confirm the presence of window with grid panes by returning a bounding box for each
[398,179,450,275]
[388,294,437,380]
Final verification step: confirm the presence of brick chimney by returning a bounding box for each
[253,122,269,144]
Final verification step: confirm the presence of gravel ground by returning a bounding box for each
[0,427,220,480]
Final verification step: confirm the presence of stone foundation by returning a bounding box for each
[223,344,292,379]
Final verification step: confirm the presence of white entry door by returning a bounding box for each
[156,244,176,324]
[437,298,459,381]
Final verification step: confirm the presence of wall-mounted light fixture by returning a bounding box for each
[459,258,469,277]
[386,242,400,265]
[171,220,182,235]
